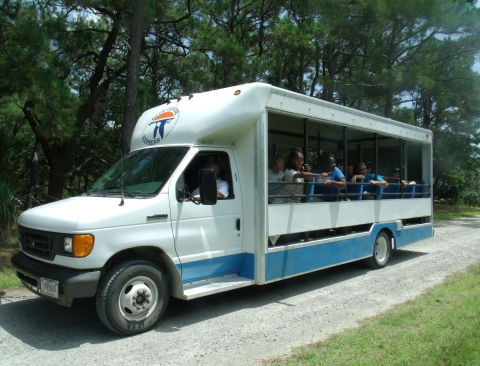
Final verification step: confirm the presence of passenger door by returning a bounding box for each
[169,148,244,283]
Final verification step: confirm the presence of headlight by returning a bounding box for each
[64,235,94,257]
[64,237,73,253]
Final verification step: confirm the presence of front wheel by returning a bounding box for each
[96,260,169,335]
[363,231,391,269]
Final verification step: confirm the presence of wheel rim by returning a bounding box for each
[118,276,159,321]
[374,236,388,263]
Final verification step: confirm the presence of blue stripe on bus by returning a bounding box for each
[395,225,432,249]
[179,253,254,283]
[266,234,374,282]
[239,253,255,279]
[176,224,432,284]
[265,223,432,282]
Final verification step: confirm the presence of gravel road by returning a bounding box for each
[1,217,480,366]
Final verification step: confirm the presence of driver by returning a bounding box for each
[192,160,229,198]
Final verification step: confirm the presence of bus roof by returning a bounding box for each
[130,82,432,152]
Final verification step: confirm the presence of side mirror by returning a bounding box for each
[198,169,217,205]
[177,188,185,201]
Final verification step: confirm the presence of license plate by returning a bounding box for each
[40,277,59,298]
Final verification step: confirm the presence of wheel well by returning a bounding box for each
[104,247,168,280]
[379,228,395,250]
[101,247,184,298]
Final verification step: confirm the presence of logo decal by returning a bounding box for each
[142,107,180,146]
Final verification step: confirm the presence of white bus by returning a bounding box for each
[12,83,433,335]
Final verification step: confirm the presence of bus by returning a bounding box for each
[12,82,433,335]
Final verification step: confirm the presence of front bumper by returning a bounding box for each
[10,251,101,307]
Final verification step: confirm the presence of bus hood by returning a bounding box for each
[19,195,169,233]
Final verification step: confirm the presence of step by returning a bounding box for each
[182,274,255,300]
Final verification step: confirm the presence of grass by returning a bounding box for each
[268,263,480,366]
[0,226,21,291]
[0,266,21,290]
[433,203,480,221]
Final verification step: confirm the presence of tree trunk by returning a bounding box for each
[299,47,304,93]
[46,143,74,201]
[384,66,394,118]
[326,41,335,102]
[121,0,146,156]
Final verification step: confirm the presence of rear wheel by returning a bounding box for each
[96,260,169,335]
[363,231,391,269]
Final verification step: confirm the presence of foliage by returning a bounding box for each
[454,166,480,206]
[0,0,479,199]
[0,267,22,290]
[434,165,480,206]
[0,180,20,241]
[433,203,480,220]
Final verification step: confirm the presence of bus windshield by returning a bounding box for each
[88,147,189,197]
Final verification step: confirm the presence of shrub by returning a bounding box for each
[436,167,480,207]
[0,180,20,241]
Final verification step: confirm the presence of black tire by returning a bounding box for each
[363,231,391,269]
[96,260,169,336]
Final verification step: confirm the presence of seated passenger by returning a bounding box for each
[382,168,416,187]
[269,147,328,246]
[346,164,354,176]
[268,155,285,200]
[311,154,346,202]
[351,162,388,199]
[270,147,329,204]
[192,160,229,198]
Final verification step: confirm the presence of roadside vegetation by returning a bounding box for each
[268,262,480,366]
[0,225,21,291]
[0,267,21,290]
[433,203,480,221]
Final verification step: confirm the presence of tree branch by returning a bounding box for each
[64,157,109,179]
[154,0,191,24]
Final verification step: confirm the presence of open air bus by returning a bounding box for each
[11,82,433,335]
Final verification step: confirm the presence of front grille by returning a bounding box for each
[19,226,59,261]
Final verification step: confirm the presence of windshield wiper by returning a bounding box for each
[105,186,136,197]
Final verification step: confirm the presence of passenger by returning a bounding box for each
[311,154,346,202]
[268,155,285,200]
[382,168,415,187]
[347,164,354,175]
[192,160,229,198]
[270,147,329,204]
[269,147,329,246]
[346,163,354,182]
[351,162,388,199]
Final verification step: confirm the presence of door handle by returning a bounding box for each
[236,218,241,231]
[147,213,168,220]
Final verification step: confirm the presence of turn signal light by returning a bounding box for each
[73,234,94,258]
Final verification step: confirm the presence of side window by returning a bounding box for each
[179,151,234,201]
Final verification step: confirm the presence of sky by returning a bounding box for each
[475,1,480,73]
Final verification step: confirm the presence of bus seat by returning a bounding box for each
[348,180,363,201]
[383,181,400,199]
[402,185,415,199]
[415,180,427,198]
[376,186,383,200]
[307,183,315,202]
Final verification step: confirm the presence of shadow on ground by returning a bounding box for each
[0,248,426,351]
